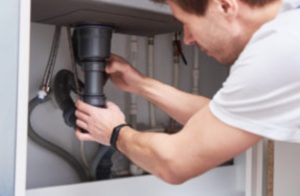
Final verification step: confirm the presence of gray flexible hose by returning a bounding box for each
[91,146,110,178]
[28,96,90,181]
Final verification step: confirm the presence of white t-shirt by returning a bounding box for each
[210,0,300,143]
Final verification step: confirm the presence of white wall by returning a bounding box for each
[274,142,300,196]
[27,23,245,195]
[0,0,22,195]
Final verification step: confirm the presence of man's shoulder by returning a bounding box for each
[251,5,300,43]
[229,7,300,88]
[235,7,300,69]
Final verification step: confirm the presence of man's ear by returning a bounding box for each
[215,0,239,18]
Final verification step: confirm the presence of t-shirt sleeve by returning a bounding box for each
[209,28,300,142]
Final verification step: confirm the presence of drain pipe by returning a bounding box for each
[71,25,115,180]
[128,35,138,128]
[147,36,157,128]
[166,33,182,134]
[127,35,145,176]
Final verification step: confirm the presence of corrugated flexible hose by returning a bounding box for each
[28,96,91,181]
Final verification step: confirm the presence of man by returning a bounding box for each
[75,0,300,184]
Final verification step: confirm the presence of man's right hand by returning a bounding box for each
[106,54,146,94]
[106,54,209,125]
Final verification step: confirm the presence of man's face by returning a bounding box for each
[167,0,242,65]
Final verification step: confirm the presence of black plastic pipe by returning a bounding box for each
[72,25,113,107]
[72,24,115,180]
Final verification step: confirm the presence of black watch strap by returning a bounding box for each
[110,123,131,151]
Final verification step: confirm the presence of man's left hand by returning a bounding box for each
[75,100,126,146]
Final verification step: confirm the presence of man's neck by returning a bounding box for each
[238,0,283,47]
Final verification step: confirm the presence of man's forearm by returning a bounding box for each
[115,105,262,185]
[117,126,183,184]
[137,77,210,124]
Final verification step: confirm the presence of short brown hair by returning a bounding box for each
[152,0,277,15]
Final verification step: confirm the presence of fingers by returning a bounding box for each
[75,102,92,131]
[75,100,94,114]
[106,61,123,74]
[75,130,95,142]
[106,54,128,74]
[76,119,88,130]
[106,101,121,112]
[75,110,89,122]
[76,99,121,116]
[109,54,123,62]
[105,65,114,74]
[74,99,125,145]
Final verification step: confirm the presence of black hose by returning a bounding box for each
[53,70,83,128]
[28,96,90,181]
[53,69,115,180]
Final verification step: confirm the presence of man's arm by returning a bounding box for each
[106,54,209,124]
[117,104,261,184]
[138,77,209,124]
[75,100,261,184]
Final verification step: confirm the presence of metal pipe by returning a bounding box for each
[192,46,200,95]
[128,35,138,128]
[147,36,157,128]
[41,26,62,93]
